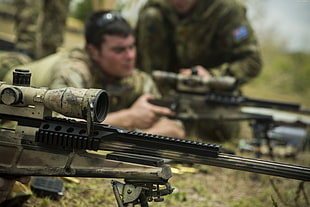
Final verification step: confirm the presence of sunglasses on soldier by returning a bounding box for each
[96,11,125,28]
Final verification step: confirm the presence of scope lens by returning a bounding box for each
[94,90,109,122]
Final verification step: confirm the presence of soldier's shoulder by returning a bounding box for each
[53,48,89,62]
[203,0,246,21]
[206,0,245,12]
[52,48,91,71]
[215,0,245,7]
[1,51,32,82]
[133,69,153,81]
[143,0,165,7]
[120,69,153,88]
[130,69,158,95]
[219,0,246,12]
[141,0,170,12]
[66,48,89,59]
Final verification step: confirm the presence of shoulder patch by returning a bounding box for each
[233,25,248,41]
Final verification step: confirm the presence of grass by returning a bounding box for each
[22,153,310,207]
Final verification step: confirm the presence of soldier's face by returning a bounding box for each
[169,0,198,14]
[95,34,136,78]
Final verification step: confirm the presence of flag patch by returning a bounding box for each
[233,25,248,40]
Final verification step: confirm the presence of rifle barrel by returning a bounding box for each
[244,97,300,111]
[12,117,310,182]
[99,141,310,181]
[205,93,300,111]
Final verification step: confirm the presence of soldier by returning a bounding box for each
[0,51,31,80]
[0,0,70,80]
[4,10,185,139]
[14,0,71,59]
[135,0,262,141]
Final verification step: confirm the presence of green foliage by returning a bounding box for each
[70,0,93,23]
[246,47,310,107]
[165,191,187,203]
[38,197,51,207]
[266,52,310,95]
[231,198,263,207]
[271,196,279,207]
[290,53,310,93]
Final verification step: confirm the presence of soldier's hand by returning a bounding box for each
[144,117,185,139]
[129,94,175,129]
[179,65,212,78]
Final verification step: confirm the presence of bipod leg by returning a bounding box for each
[112,180,125,207]
[111,180,143,207]
[250,119,274,159]
[138,192,149,207]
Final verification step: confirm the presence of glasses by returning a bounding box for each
[96,11,125,28]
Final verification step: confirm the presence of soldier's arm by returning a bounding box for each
[141,71,185,139]
[49,52,92,89]
[211,3,262,85]
[103,94,182,136]
[135,5,174,74]
[102,94,163,130]
[144,116,185,139]
[104,72,185,139]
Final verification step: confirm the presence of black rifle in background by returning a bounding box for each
[150,71,310,159]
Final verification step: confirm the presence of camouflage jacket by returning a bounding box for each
[4,48,161,112]
[136,0,262,86]
[14,0,71,59]
[0,51,31,80]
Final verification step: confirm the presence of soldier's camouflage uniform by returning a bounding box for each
[4,48,162,113]
[14,0,71,59]
[0,51,31,80]
[135,0,262,141]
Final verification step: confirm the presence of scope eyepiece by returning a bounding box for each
[88,89,109,122]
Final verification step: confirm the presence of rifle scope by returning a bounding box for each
[152,70,237,91]
[0,69,109,122]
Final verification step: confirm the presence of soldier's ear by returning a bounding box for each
[86,44,99,59]
[92,50,99,58]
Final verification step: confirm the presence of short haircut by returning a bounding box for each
[85,10,133,48]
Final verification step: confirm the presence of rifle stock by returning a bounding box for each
[1,70,310,206]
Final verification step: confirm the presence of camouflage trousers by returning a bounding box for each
[0,51,31,80]
[14,0,71,59]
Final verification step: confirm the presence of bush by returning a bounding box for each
[70,0,93,23]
